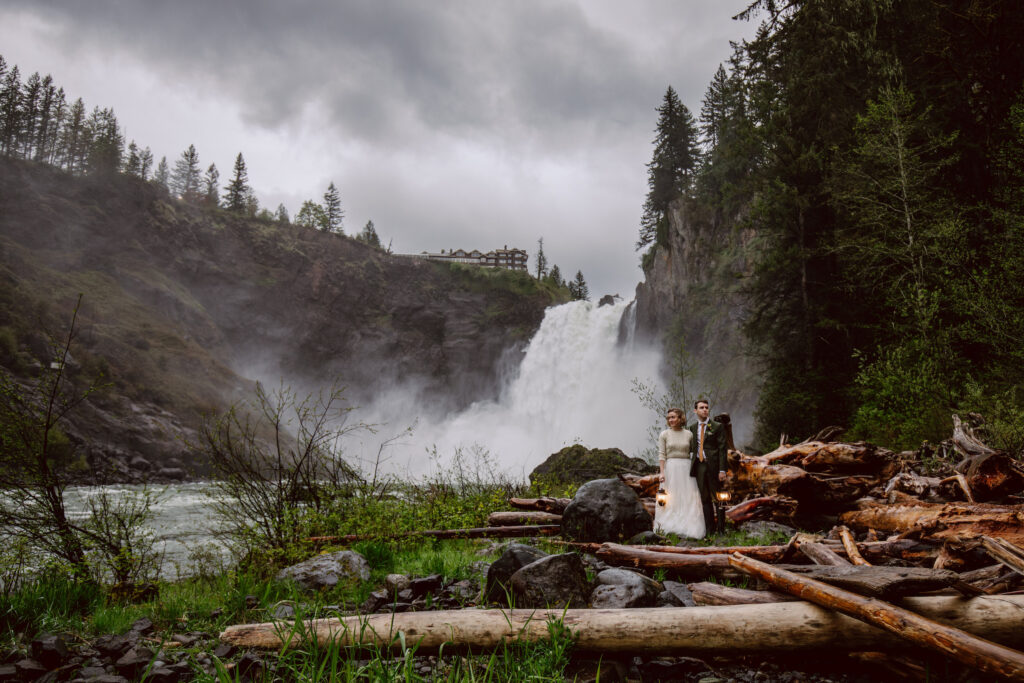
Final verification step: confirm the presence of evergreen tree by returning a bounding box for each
[322,182,343,233]
[124,141,141,177]
[275,203,290,224]
[203,163,219,208]
[171,143,201,202]
[357,219,381,247]
[0,64,22,156]
[638,86,700,249]
[534,237,548,279]
[38,81,63,165]
[568,270,589,301]
[546,263,565,288]
[153,156,170,190]
[19,71,41,158]
[58,98,88,174]
[224,153,252,213]
[86,106,122,175]
[31,74,57,162]
[139,146,153,181]
[295,200,327,230]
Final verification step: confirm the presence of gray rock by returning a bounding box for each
[446,579,478,603]
[739,520,797,539]
[32,633,71,668]
[157,467,187,481]
[271,602,296,619]
[94,633,138,659]
[146,667,180,683]
[591,568,660,608]
[384,574,411,594]
[131,617,155,634]
[409,574,443,597]
[115,646,154,680]
[662,580,697,607]
[275,550,370,590]
[529,445,656,489]
[628,530,666,545]
[483,543,549,605]
[14,660,46,680]
[76,666,109,680]
[0,665,15,682]
[129,456,153,472]
[360,589,389,613]
[509,553,590,608]
[561,478,653,543]
[657,589,683,606]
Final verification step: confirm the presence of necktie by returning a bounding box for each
[699,422,706,462]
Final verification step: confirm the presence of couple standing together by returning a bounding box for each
[654,400,727,539]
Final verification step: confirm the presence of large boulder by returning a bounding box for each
[483,543,549,605]
[509,553,590,608]
[275,550,370,591]
[589,568,661,609]
[560,478,653,543]
[529,445,656,489]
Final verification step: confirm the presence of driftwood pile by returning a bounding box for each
[229,416,1024,680]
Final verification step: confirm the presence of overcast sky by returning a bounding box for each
[1,1,759,298]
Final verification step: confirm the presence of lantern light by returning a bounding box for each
[716,490,732,503]
[656,487,668,507]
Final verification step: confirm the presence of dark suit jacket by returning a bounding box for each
[688,420,727,478]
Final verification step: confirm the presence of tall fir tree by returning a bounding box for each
[224,152,252,213]
[153,156,170,190]
[203,163,219,208]
[0,64,22,156]
[171,143,201,202]
[638,86,700,249]
[322,182,343,233]
[568,270,589,301]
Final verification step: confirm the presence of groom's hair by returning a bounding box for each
[694,399,709,409]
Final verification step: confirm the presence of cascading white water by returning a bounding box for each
[378,299,663,479]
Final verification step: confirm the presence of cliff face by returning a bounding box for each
[632,198,759,445]
[0,159,559,478]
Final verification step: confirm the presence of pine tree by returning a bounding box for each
[171,143,201,202]
[203,163,219,207]
[139,146,153,181]
[275,203,290,224]
[86,107,122,176]
[58,98,88,173]
[32,74,57,162]
[357,219,381,248]
[153,156,170,190]
[534,237,548,279]
[0,64,22,156]
[637,86,700,249]
[124,141,141,177]
[546,263,564,288]
[568,270,589,301]
[19,72,41,158]
[699,65,730,151]
[224,153,252,213]
[322,182,343,233]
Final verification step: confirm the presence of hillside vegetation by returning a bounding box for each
[0,157,564,477]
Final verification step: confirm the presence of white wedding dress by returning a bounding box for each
[654,428,706,539]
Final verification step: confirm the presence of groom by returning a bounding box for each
[689,399,728,534]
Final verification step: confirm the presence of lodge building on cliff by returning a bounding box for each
[397,246,528,271]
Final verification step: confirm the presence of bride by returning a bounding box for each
[654,407,705,539]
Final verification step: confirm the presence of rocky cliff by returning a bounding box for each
[0,158,562,480]
[632,198,759,445]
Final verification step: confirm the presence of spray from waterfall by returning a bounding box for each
[360,299,663,480]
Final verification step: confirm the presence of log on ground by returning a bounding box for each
[220,596,1024,655]
[486,511,562,526]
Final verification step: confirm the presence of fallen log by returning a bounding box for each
[840,502,1024,546]
[729,553,1024,682]
[687,581,795,606]
[594,543,742,581]
[772,564,966,600]
[797,541,850,567]
[486,511,561,527]
[508,497,571,514]
[980,536,1024,577]
[220,596,1024,655]
[837,526,870,566]
[725,496,798,524]
[617,473,660,498]
[305,525,561,544]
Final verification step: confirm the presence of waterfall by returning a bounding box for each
[375,299,663,479]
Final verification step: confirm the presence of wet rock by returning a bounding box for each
[212,644,236,659]
[94,633,138,659]
[530,445,656,489]
[409,574,443,597]
[275,550,370,591]
[384,574,411,594]
[509,553,590,608]
[483,543,549,605]
[131,617,155,634]
[662,580,697,607]
[115,646,154,679]
[590,568,660,608]
[360,589,389,613]
[657,589,683,606]
[561,478,653,543]
[14,660,46,680]
[31,633,71,668]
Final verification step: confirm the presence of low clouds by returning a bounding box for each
[1,0,758,296]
